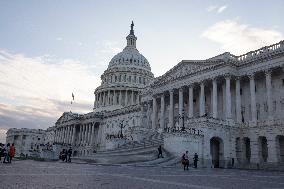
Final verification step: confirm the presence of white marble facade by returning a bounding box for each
[7,22,284,168]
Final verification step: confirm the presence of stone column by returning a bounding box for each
[81,125,85,145]
[152,97,157,129]
[235,78,242,123]
[63,127,66,143]
[113,90,116,105]
[67,126,71,144]
[78,125,82,145]
[125,90,128,106]
[107,90,110,105]
[225,76,232,119]
[250,137,260,165]
[178,88,184,128]
[136,91,139,104]
[88,124,92,145]
[265,70,273,119]
[102,91,105,106]
[188,86,193,118]
[169,90,174,128]
[212,79,218,118]
[119,90,122,105]
[249,74,257,123]
[59,128,61,143]
[160,94,165,129]
[100,92,103,106]
[199,82,205,116]
[91,123,95,145]
[72,125,76,145]
[267,137,278,163]
[85,124,89,145]
[131,90,134,105]
[61,128,64,143]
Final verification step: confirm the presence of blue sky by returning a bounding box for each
[0,0,283,142]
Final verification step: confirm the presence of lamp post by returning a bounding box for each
[119,120,126,138]
[179,109,185,131]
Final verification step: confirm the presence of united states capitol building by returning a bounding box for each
[6,22,284,169]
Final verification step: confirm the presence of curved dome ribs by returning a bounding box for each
[93,22,154,112]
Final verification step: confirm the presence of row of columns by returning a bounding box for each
[151,71,273,129]
[55,123,97,146]
[94,90,139,108]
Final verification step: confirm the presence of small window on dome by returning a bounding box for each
[134,59,136,62]
[130,59,132,63]
[138,60,139,63]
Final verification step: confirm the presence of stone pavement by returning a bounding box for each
[1,160,284,189]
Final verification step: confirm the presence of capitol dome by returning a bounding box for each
[93,21,154,112]
[108,46,151,71]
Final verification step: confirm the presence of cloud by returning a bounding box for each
[201,20,284,55]
[206,5,227,13]
[217,5,227,13]
[0,50,101,140]
[56,37,63,41]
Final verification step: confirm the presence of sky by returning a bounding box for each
[0,0,283,143]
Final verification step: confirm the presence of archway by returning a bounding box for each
[210,137,224,168]
[276,135,284,163]
[258,136,268,163]
[243,137,251,163]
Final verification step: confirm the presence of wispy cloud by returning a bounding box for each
[0,50,101,139]
[56,37,63,41]
[217,5,227,13]
[201,20,284,55]
[206,5,227,14]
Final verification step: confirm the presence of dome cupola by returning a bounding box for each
[94,22,154,112]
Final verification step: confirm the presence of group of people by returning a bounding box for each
[59,148,72,162]
[181,151,199,170]
[157,146,199,170]
[0,143,16,164]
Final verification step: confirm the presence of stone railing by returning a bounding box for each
[237,40,284,64]
[186,116,235,127]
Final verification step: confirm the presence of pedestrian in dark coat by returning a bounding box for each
[193,153,199,168]
[157,145,164,158]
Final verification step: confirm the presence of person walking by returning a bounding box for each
[182,151,189,170]
[64,149,68,162]
[157,145,164,158]
[0,143,3,162]
[67,147,72,162]
[9,143,16,163]
[193,153,199,168]
[3,143,10,163]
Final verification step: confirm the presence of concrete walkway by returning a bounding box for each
[1,160,284,189]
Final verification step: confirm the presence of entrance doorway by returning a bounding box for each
[258,136,268,163]
[243,137,251,163]
[276,135,284,163]
[210,137,223,168]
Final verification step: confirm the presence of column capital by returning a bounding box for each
[169,89,174,93]
[265,69,272,76]
[248,73,255,79]
[179,88,183,92]
[224,74,231,80]
[234,76,241,81]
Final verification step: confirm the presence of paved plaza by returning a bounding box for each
[0,160,284,189]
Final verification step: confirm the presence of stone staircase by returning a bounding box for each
[76,131,167,164]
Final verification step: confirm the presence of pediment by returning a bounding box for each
[56,112,79,124]
[152,60,222,87]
